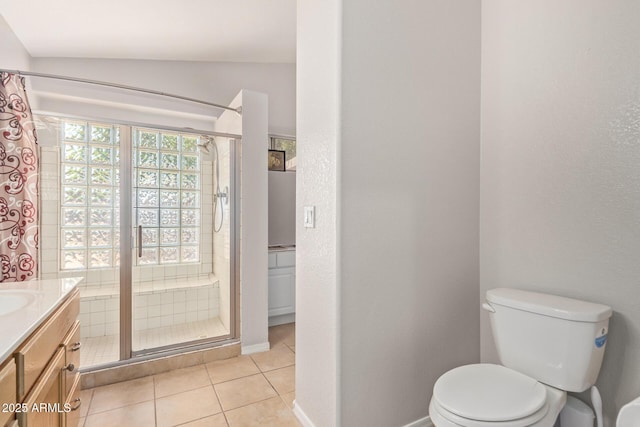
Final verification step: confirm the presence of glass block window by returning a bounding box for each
[61,121,120,270]
[134,129,201,265]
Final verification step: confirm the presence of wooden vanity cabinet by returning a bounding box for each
[9,289,81,427]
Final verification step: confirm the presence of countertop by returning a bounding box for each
[0,277,82,363]
[268,245,296,252]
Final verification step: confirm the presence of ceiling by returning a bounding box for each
[0,0,296,63]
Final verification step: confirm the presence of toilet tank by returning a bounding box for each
[485,288,612,392]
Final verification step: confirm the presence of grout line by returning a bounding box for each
[210,374,227,419]
[152,375,158,427]
[222,394,282,414]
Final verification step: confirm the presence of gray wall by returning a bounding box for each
[480,1,640,425]
[297,1,481,425]
[338,1,481,425]
[295,0,480,427]
[268,171,296,246]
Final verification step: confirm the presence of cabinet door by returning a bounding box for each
[16,289,79,401]
[0,359,17,427]
[63,374,81,427]
[268,269,295,317]
[62,322,81,397]
[19,348,65,427]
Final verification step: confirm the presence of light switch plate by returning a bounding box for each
[304,206,315,228]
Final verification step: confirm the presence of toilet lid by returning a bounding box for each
[433,364,547,422]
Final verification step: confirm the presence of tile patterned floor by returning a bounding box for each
[82,317,230,367]
[79,323,298,427]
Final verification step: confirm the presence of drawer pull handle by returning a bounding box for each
[71,398,81,411]
[71,342,81,351]
[64,363,75,372]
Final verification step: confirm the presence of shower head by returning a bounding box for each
[197,136,214,154]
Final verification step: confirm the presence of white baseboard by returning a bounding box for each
[268,313,295,327]
[403,415,433,427]
[291,401,431,427]
[292,400,315,427]
[241,341,270,355]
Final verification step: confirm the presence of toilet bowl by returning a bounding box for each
[429,288,612,427]
[429,364,566,427]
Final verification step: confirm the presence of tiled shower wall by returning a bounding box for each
[212,139,233,332]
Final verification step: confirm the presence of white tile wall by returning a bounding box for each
[80,277,220,338]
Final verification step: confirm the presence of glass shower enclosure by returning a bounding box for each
[37,114,237,368]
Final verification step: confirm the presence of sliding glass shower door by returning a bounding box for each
[130,128,233,355]
[37,114,237,367]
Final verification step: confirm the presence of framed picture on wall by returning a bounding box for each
[268,149,286,171]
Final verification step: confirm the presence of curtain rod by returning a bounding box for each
[0,68,242,114]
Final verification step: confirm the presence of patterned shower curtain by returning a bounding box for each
[0,73,38,282]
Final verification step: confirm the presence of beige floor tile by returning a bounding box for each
[154,364,212,398]
[250,345,295,372]
[155,385,222,427]
[206,355,260,384]
[89,376,154,414]
[280,392,295,410]
[268,323,295,348]
[214,374,277,411]
[78,416,85,427]
[84,401,155,427]
[287,344,295,353]
[264,366,295,395]
[180,413,229,426]
[225,396,300,427]
[79,389,93,417]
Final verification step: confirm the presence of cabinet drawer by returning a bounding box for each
[63,374,81,427]
[0,359,17,427]
[16,289,79,401]
[276,251,295,267]
[18,347,65,427]
[62,322,81,397]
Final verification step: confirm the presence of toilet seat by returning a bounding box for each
[431,364,549,427]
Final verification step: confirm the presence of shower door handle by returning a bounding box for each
[137,225,143,258]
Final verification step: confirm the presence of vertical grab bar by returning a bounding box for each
[137,225,143,258]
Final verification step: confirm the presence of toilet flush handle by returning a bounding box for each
[482,302,496,313]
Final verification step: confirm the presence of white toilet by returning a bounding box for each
[429,288,612,427]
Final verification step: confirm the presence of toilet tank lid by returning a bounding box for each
[486,288,612,322]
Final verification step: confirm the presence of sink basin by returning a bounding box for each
[0,290,37,317]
